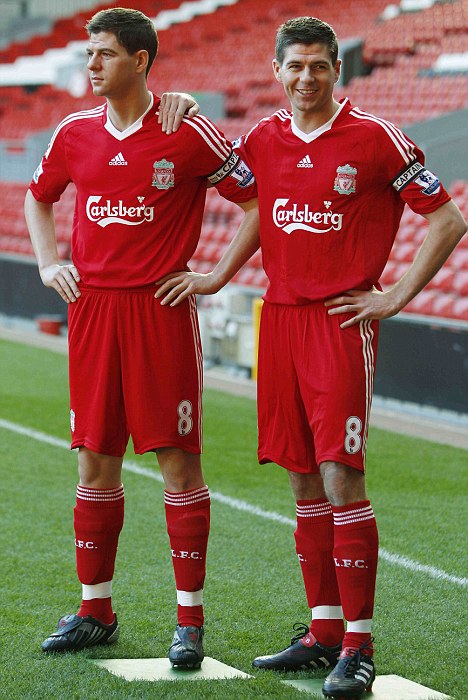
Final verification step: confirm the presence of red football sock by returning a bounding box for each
[74,484,124,625]
[165,486,210,627]
[295,499,344,647]
[78,594,113,624]
[332,500,379,655]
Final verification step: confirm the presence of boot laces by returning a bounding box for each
[341,636,374,677]
[290,622,310,645]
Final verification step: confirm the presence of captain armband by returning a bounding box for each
[208,151,240,185]
[392,160,441,196]
[208,152,255,188]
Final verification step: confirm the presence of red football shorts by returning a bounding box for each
[257,301,379,474]
[68,285,203,457]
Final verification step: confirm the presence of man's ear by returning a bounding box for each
[135,49,149,74]
[334,58,342,83]
[272,58,282,83]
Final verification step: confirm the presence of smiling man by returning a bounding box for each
[156,16,466,698]
[274,38,339,130]
[24,7,257,668]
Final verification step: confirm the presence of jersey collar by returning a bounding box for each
[290,97,349,143]
[104,92,154,141]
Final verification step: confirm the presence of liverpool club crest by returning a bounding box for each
[333,164,357,195]
[152,158,175,189]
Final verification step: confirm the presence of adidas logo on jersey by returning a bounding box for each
[297,155,313,168]
[109,152,128,166]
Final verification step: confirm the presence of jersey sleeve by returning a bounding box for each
[182,114,257,203]
[391,156,450,214]
[376,124,450,214]
[28,125,71,204]
[232,130,255,172]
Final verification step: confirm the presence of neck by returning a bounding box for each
[293,99,341,134]
[107,89,152,132]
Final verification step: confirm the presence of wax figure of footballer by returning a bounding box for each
[156,16,466,698]
[25,7,258,668]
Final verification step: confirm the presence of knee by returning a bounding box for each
[157,448,205,492]
[320,461,367,506]
[164,472,204,492]
[288,471,326,501]
[78,448,123,488]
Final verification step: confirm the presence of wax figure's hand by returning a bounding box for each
[324,287,400,328]
[155,271,220,306]
[40,263,81,303]
[158,93,200,134]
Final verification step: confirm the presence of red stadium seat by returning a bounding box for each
[404,290,437,315]
[390,242,417,263]
[449,248,468,270]
[453,270,468,296]
[431,293,458,319]
[249,250,263,269]
[380,261,398,287]
[452,297,468,321]
[233,268,257,286]
[427,267,456,293]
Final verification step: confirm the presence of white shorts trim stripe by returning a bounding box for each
[359,320,375,464]
[188,294,203,451]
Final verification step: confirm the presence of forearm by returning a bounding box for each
[210,201,260,289]
[24,189,59,270]
[325,200,466,329]
[389,200,466,311]
[155,199,260,305]
[24,189,81,302]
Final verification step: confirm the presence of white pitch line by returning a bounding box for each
[1,417,467,588]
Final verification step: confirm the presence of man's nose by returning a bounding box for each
[300,68,315,82]
[87,54,99,70]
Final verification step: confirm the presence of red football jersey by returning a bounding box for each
[234,98,450,304]
[29,93,256,287]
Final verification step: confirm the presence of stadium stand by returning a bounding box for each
[1,0,467,138]
[1,0,467,321]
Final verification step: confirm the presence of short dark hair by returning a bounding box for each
[275,17,339,66]
[85,7,158,76]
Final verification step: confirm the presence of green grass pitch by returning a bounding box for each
[0,338,466,699]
